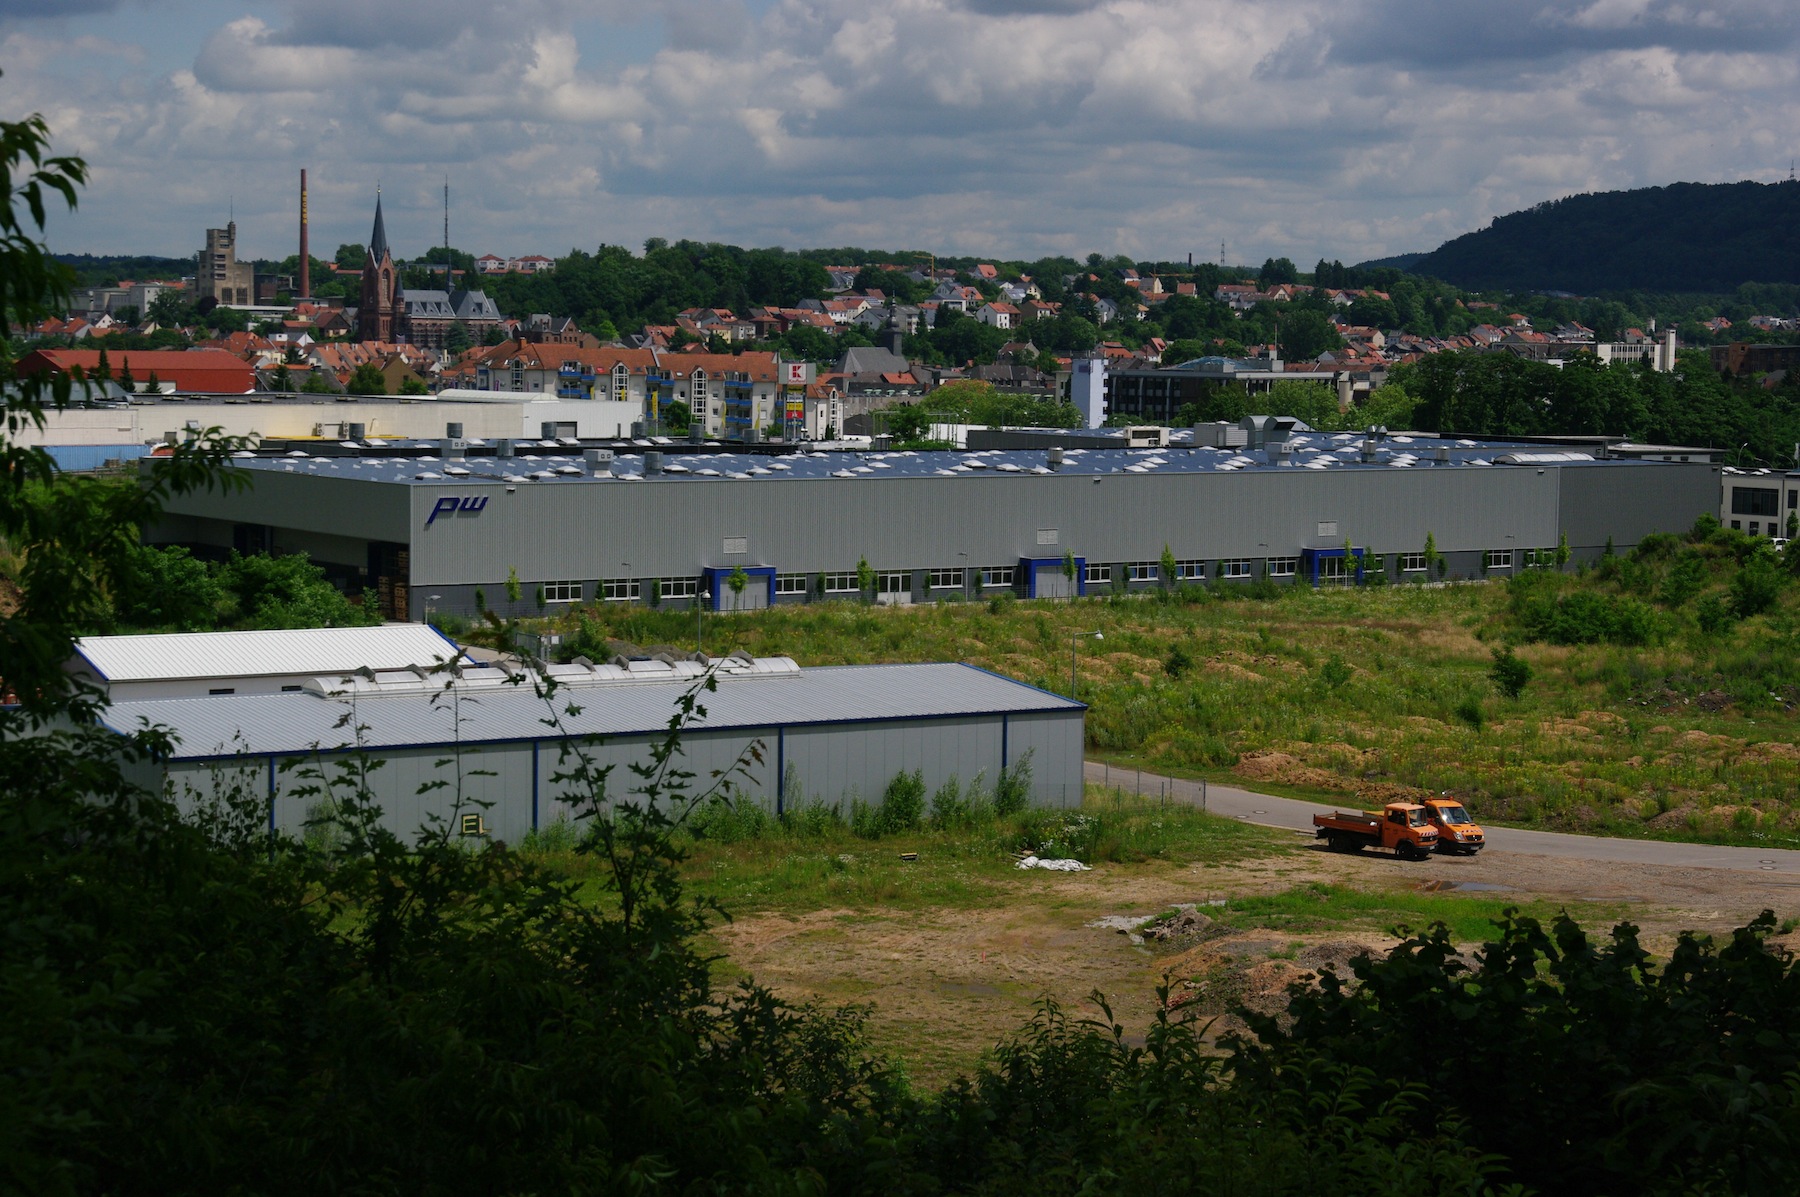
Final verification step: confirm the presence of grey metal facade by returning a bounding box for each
[149,444,1721,620]
[115,664,1087,842]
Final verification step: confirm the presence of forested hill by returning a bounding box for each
[1408,179,1800,293]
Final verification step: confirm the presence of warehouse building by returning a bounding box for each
[145,428,1721,621]
[69,624,468,701]
[109,655,1086,840]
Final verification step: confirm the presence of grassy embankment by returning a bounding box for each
[504,535,1800,849]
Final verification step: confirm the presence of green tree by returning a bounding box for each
[1159,543,1178,588]
[398,375,428,396]
[444,320,472,356]
[344,361,387,395]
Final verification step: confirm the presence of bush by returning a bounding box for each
[992,753,1034,817]
[854,769,925,838]
[1489,646,1532,699]
[1695,592,1735,636]
[1730,551,1785,618]
[1517,588,1660,646]
[1164,642,1193,678]
[1452,696,1485,730]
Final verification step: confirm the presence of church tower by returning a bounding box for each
[357,192,404,343]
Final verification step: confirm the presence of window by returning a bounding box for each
[878,571,910,594]
[1220,559,1252,578]
[1174,559,1205,580]
[1037,528,1058,545]
[776,574,808,595]
[1790,490,1797,510]
[1732,487,1778,516]
[980,566,1015,587]
[1267,557,1298,577]
[1750,521,1761,536]
[660,577,698,600]
[928,568,963,590]
[1084,563,1111,585]
[1127,562,1157,582]
[1486,550,1512,570]
[602,578,637,602]
[722,536,747,555]
[208,687,235,695]
[823,571,859,593]
[542,580,583,603]
[1399,553,1427,573]
[1319,557,1347,581]
[1731,519,1742,530]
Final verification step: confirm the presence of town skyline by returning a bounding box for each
[4,0,1796,263]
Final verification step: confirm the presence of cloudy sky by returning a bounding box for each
[4,0,1795,266]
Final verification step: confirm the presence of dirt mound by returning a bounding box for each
[1744,741,1800,763]
[1232,750,1432,805]
[1142,907,1218,944]
[1204,660,1268,684]
[1675,730,1739,751]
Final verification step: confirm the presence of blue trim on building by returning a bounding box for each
[1019,555,1085,599]
[702,564,777,608]
[1299,546,1365,585]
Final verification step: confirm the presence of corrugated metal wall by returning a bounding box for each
[161,708,1086,844]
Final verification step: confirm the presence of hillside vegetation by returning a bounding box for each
[530,524,1800,848]
[1410,179,1800,293]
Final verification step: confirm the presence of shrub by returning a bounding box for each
[1453,696,1484,730]
[1517,589,1660,646]
[1730,551,1785,618]
[992,753,1034,817]
[855,769,925,838]
[1317,655,1352,690]
[1164,642,1193,678]
[1489,646,1531,699]
[1695,592,1736,636]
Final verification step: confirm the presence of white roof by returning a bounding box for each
[72,624,466,684]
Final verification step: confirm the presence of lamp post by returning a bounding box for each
[1071,629,1103,698]
[426,593,441,625]
[622,561,631,605]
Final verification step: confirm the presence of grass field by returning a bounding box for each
[498,559,1800,848]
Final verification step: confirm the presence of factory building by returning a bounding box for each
[69,624,467,701]
[106,654,1087,841]
[145,426,1722,622]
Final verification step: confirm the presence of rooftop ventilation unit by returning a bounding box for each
[1361,439,1378,463]
[1048,446,1065,470]
[584,447,614,474]
[347,422,366,441]
[644,450,664,475]
[495,439,514,459]
[445,422,464,439]
[1435,446,1451,465]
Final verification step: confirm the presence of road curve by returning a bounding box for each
[1084,761,1800,878]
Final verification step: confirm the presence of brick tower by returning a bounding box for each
[357,191,405,342]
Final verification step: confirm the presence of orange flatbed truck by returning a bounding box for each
[1313,802,1439,860]
[1423,797,1485,854]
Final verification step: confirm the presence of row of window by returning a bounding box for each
[525,550,1550,607]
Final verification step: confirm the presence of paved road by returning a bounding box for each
[1084,760,1800,878]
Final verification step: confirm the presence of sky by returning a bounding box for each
[3,0,1796,267]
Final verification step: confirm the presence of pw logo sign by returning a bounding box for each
[426,495,489,526]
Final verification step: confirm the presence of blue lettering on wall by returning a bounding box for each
[426,494,489,526]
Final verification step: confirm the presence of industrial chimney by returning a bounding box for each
[298,169,310,300]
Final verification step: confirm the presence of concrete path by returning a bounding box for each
[1084,760,1800,878]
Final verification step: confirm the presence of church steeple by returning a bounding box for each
[358,188,404,344]
[369,188,390,265]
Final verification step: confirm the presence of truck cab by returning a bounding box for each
[1423,798,1485,854]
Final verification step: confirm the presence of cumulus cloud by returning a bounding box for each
[4,0,1796,265]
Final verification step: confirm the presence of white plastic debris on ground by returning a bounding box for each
[1015,855,1091,872]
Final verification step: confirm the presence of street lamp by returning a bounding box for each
[1071,629,1103,698]
[621,561,632,604]
[426,593,441,625]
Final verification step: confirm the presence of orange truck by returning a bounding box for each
[1313,802,1440,860]
[1423,797,1485,855]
